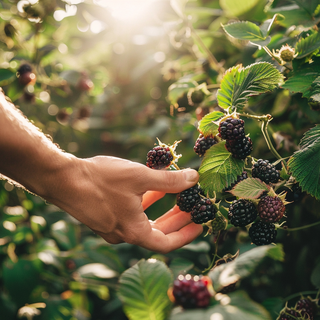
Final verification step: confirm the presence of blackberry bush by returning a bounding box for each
[252,159,280,184]
[191,198,217,224]
[258,195,285,223]
[177,184,203,212]
[218,117,245,141]
[225,136,253,159]
[171,274,212,309]
[228,199,258,227]
[223,171,248,191]
[194,134,217,156]
[249,221,277,246]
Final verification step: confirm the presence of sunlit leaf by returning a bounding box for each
[217,62,283,111]
[220,0,261,17]
[198,111,225,137]
[288,125,320,200]
[167,78,198,105]
[199,141,245,194]
[118,259,173,320]
[295,31,320,58]
[230,178,270,199]
[222,21,265,42]
[77,263,118,279]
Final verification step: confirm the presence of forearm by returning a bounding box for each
[0,89,76,198]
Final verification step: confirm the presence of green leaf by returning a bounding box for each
[169,291,272,320]
[291,0,320,17]
[222,21,266,42]
[199,141,245,194]
[198,111,225,137]
[50,220,79,251]
[311,260,320,288]
[169,258,194,279]
[287,125,320,200]
[167,78,198,105]
[0,68,16,86]
[118,259,173,320]
[208,245,284,292]
[230,178,270,199]
[295,31,320,59]
[76,263,119,279]
[220,0,262,18]
[217,62,283,111]
[259,14,278,38]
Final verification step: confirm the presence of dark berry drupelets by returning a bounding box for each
[177,184,203,213]
[225,136,253,160]
[249,220,277,245]
[296,298,316,320]
[194,134,217,157]
[228,199,258,227]
[277,308,304,320]
[258,195,285,223]
[252,159,280,184]
[146,145,173,169]
[218,117,245,141]
[191,198,217,224]
[223,171,248,192]
[172,274,211,309]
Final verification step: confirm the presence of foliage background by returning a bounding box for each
[0,0,320,319]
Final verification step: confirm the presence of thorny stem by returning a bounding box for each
[282,220,320,232]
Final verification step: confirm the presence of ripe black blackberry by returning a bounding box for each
[177,184,203,213]
[225,136,253,160]
[191,198,217,224]
[171,274,211,309]
[223,171,248,191]
[295,297,316,320]
[194,134,217,156]
[277,308,304,320]
[252,159,280,184]
[249,220,277,246]
[258,195,285,223]
[17,63,32,75]
[228,199,258,227]
[218,117,245,141]
[146,146,173,169]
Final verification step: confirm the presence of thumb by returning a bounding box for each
[141,168,199,193]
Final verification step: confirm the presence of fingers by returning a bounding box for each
[141,168,199,194]
[142,191,165,210]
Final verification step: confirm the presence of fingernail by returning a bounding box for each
[183,169,199,183]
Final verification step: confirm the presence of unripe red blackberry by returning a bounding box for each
[249,220,277,246]
[177,184,203,212]
[252,159,280,184]
[191,198,217,224]
[218,117,245,141]
[225,136,253,160]
[194,134,217,156]
[223,171,248,191]
[277,307,304,320]
[258,195,285,223]
[171,274,211,309]
[146,139,181,170]
[295,297,316,320]
[228,199,258,227]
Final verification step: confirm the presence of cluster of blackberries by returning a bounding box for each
[170,274,212,309]
[218,117,253,160]
[277,297,317,320]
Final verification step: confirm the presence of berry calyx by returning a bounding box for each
[295,297,316,320]
[252,159,280,184]
[177,184,203,213]
[218,116,245,141]
[146,139,181,170]
[225,136,253,160]
[171,274,212,309]
[279,45,297,62]
[191,198,217,224]
[228,199,258,227]
[193,134,217,157]
[258,195,285,223]
[249,220,277,246]
[277,307,304,320]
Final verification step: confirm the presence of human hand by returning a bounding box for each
[45,155,203,253]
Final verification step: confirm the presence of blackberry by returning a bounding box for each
[172,274,211,309]
[258,195,285,223]
[17,63,32,75]
[177,184,203,213]
[296,298,316,320]
[252,159,280,184]
[225,136,253,160]
[218,117,245,141]
[277,308,304,320]
[146,145,173,169]
[191,198,217,224]
[228,199,258,227]
[249,220,277,246]
[224,171,248,191]
[194,134,217,156]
